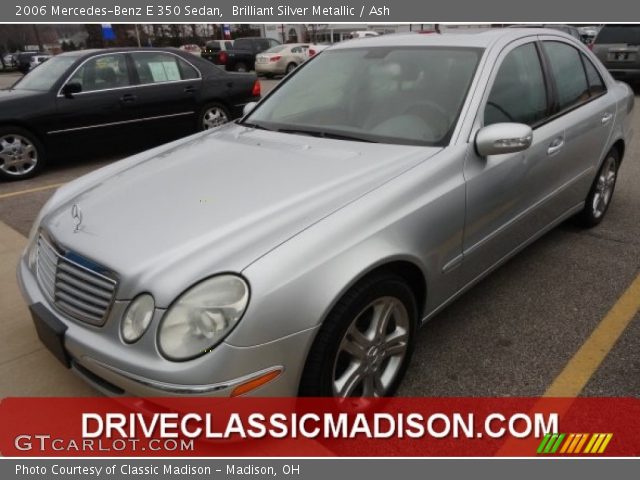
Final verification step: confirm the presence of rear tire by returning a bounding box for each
[0,126,45,181]
[198,103,230,131]
[285,63,297,74]
[574,148,620,228]
[299,272,417,397]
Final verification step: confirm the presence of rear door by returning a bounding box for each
[127,51,202,136]
[539,38,616,204]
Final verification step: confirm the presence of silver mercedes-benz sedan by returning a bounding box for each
[18,29,634,398]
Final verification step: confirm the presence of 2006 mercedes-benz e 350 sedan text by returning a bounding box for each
[18,29,633,397]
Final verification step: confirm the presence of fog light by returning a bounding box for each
[121,294,155,343]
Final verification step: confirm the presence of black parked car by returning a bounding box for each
[592,25,640,85]
[203,37,281,72]
[0,47,261,180]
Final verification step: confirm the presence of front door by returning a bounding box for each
[52,53,137,149]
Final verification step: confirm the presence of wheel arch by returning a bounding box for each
[610,138,625,165]
[0,121,48,147]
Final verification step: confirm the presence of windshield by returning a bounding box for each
[596,26,640,44]
[244,46,482,146]
[12,55,77,91]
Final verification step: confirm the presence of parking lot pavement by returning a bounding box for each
[0,74,638,398]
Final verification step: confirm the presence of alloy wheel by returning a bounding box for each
[0,134,38,177]
[592,155,617,219]
[202,107,229,130]
[332,296,410,397]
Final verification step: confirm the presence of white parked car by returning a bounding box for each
[255,44,311,77]
[350,31,380,39]
[28,55,51,71]
[305,44,330,58]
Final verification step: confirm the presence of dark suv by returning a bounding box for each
[592,25,640,84]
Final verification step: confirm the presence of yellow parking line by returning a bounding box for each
[544,272,640,397]
[0,182,65,200]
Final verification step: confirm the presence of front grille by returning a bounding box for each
[35,233,117,326]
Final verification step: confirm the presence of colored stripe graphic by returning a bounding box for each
[537,433,613,455]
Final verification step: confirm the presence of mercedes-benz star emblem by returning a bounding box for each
[71,204,83,233]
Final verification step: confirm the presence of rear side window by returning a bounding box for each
[543,42,590,112]
[595,25,640,44]
[484,43,548,126]
[130,52,199,84]
[582,54,606,96]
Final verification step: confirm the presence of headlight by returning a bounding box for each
[121,294,155,343]
[158,275,249,361]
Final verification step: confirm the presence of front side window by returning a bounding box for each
[244,47,481,146]
[131,52,199,84]
[13,55,77,91]
[543,42,590,112]
[67,54,130,92]
[484,43,548,126]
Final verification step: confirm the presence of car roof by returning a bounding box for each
[56,47,187,58]
[329,28,575,50]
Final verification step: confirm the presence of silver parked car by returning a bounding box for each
[255,43,311,77]
[18,29,634,398]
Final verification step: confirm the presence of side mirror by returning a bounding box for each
[243,102,257,116]
[61,82,82,98]
[475,123,533,157]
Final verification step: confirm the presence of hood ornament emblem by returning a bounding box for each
[71,204,83,233]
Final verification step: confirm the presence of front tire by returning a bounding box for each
[0,126,45,181]
[299,273,417,397]
[574,148,620,228]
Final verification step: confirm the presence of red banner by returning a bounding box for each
[1,397,638,457]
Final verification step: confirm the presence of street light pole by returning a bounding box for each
[134,24,141,47]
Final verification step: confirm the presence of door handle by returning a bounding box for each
[601,112,613,125]
[120,93,137,104]
[184,85,196,94]
[547,137,565,156]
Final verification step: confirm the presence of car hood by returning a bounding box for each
[0,88,46,103]
[43,123,439,305]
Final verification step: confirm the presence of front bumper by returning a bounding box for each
[17,257,318,397]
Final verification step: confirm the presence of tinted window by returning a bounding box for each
[234,39,252,50]
[582,54,606,96]
[67,54,130,92]
[206,41,221,51]
[246,47,481,146]
[131,52,199,84]
[484,43,548,126]
[595,25,640,44]
[13,55,77,91]
[543,42,590,111]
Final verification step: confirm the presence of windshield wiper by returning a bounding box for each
[241,121,275,131]
[277,128,377,143]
